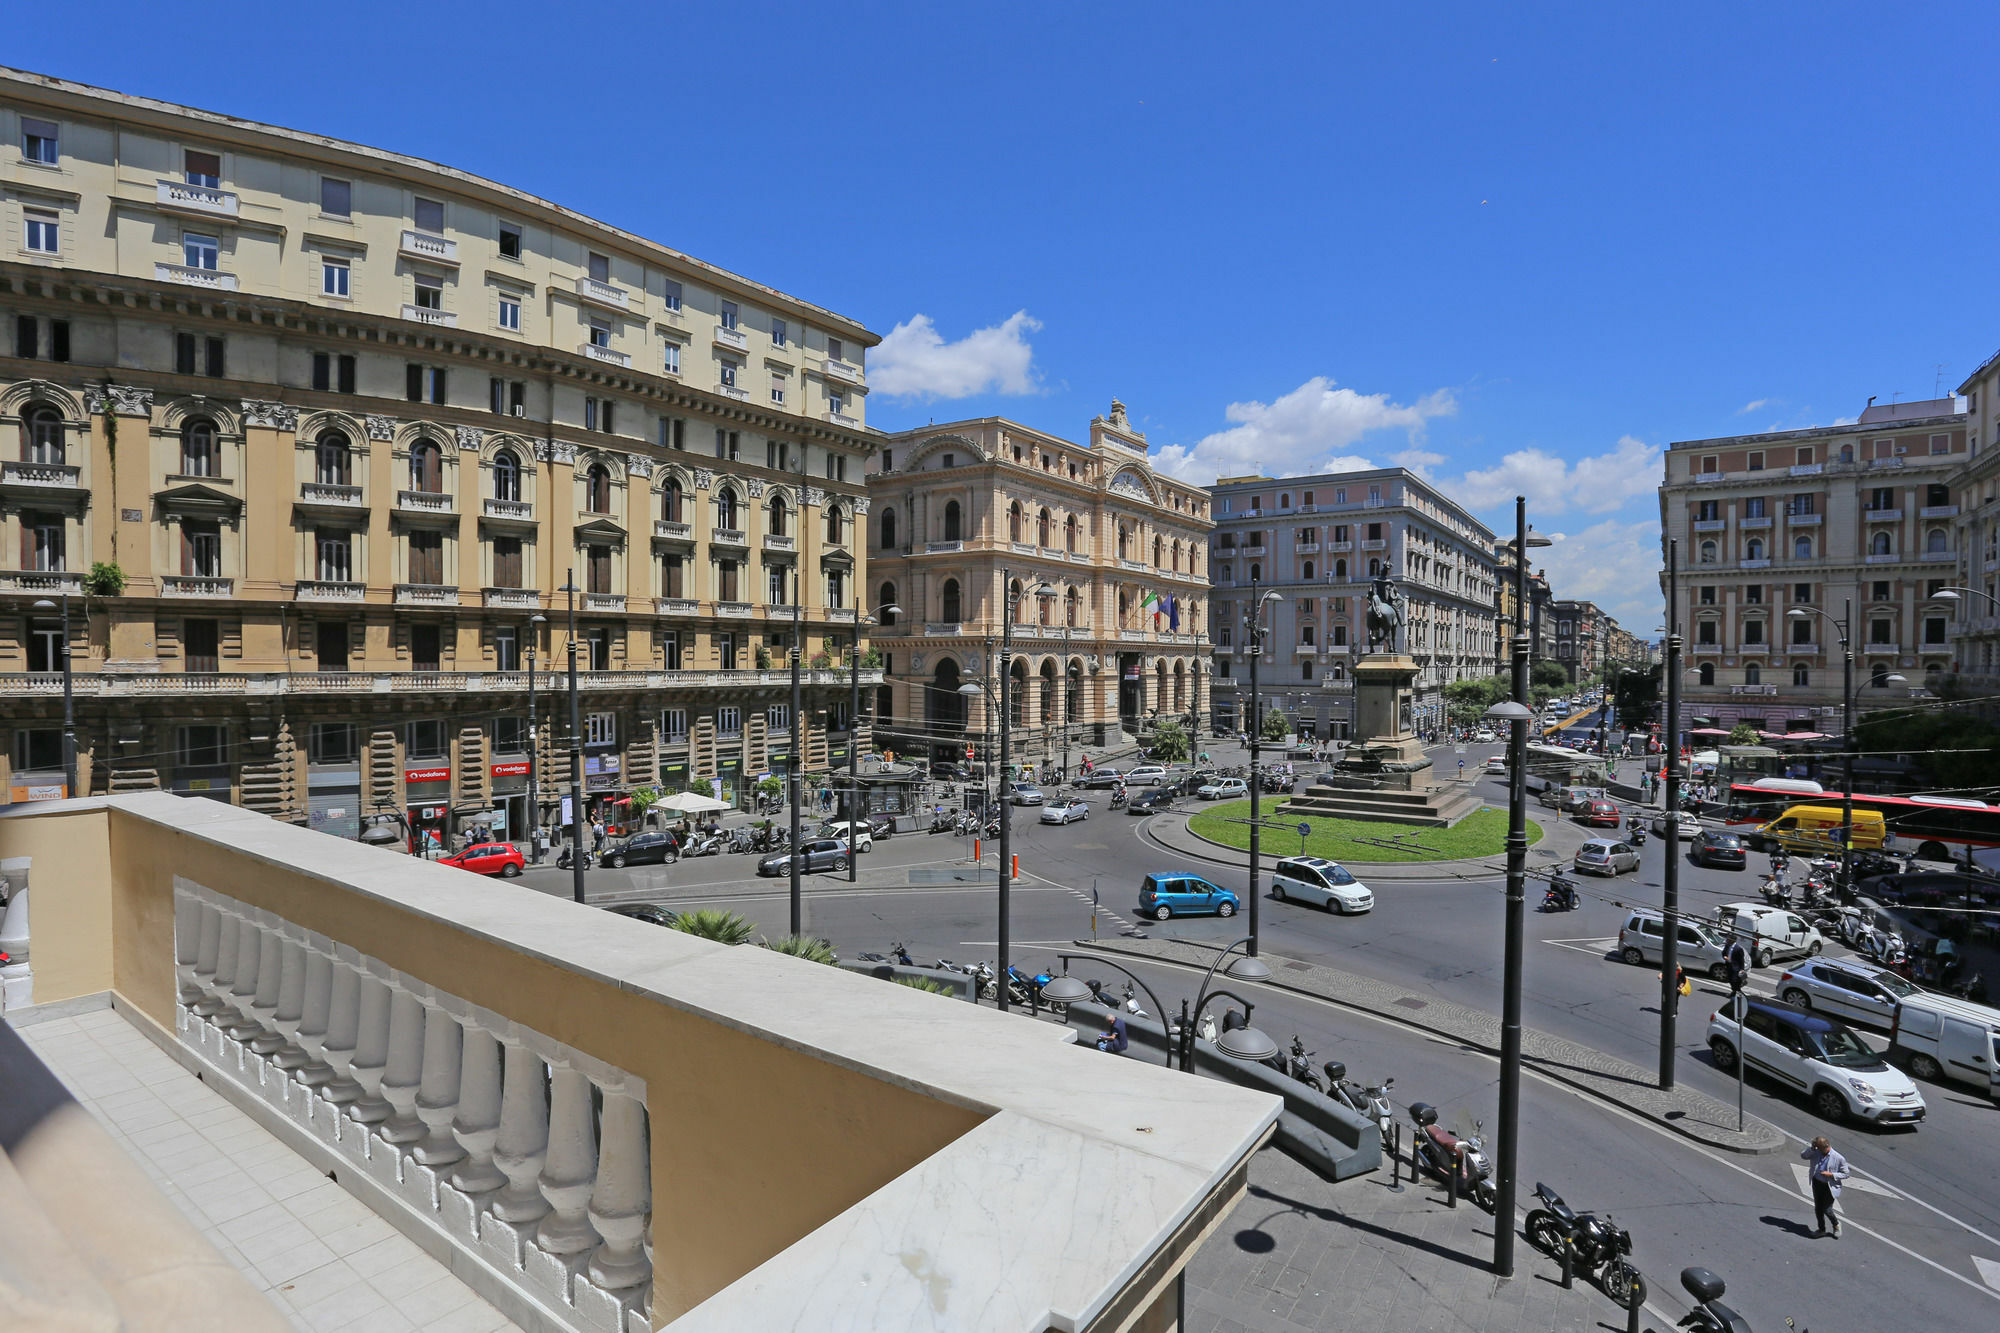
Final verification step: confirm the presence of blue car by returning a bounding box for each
[1138,872,1241,922]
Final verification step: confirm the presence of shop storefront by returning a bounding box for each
[490,759,530,841]
[307,763,361,840]
[170,767,233,806]
[405,767,451,855]
[717,756,741,808]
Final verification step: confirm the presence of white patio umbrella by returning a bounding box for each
[653,791,731,815]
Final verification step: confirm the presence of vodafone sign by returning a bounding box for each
[404,767,451,784]
[491,761,531,777]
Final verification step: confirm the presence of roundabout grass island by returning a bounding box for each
[1186,799,1543,865]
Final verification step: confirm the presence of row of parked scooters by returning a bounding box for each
[554,824,793,869]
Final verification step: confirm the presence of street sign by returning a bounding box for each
[1297,822,1312,837]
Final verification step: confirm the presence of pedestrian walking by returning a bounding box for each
[591,817,606,852]
[1803,1136,1848,1238]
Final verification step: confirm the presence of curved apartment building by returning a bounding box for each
[0,68,880,843]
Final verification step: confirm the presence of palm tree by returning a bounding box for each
[761,934,839,965]
[669,908,755,946]
[892,975,952,995]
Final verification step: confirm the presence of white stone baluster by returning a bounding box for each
[220,909,264,1041]
[174,890,203,1009]
[318,944,365,1106]
[377,978,429,1147]
[535,1061,602,1258]
[194,897,239,1019]
[292,931,336,1087]
[586,1075,651,1293]
[446,1007,508,1215]
[247,910,287,1056]
[345,958,394,1124]
[487,1033,551,1225]
[269,922,311,1070]
[413,1002,466,1168]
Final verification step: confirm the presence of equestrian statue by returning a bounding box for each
[1364,574,1404,654]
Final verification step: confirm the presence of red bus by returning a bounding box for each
[1724,780,2000,861]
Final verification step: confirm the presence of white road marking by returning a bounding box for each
[1789,1162,1897,1198]
[1975,1257,2000,1293]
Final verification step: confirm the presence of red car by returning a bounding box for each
[1577,799,1622,828]
[440,841,525,877]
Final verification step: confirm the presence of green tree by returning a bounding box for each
[628,786,660,818]
[1726,722,1762,746]
[1150,719,1190,762]
[761,934,840,965]
[687,777,718,799]
[1261,707,1289,740]
[756,775,783,803]
[893,975,954,995]
[84,562,127,597]
[670,908,756,946]
[1531,660,1571,690]
[1445,675,1511,724]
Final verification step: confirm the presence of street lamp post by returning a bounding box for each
[1786,601,1903,893]
[1244,582,1282,959]
[529,613,546,862]
[31,595,76,798]
[1660,541,1682,1089]
[560,574,585,905]
[1487,497,1549,1279]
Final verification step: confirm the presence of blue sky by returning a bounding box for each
[16,2,1996,630]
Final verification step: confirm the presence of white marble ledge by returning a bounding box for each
[41,793,1280,1189]
[668,1111,1224,1333]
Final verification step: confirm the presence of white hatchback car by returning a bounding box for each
[817,821,874,853]
[1122,765,1169,786]
[1484,756,1507,775]
[1196,777,1249,800]
[1708,995,1926,1126]
[1270,856,1374,914]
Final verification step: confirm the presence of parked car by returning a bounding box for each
[1539,784,1603,812]
[1077,768,1126,789]
[1484,756,1507,775]
[1197,777,1250,801]
[817,821,875,853]
[604,902,680,928]
[1649,809,1703,840]
[1576,799,1622,828]
[1574,838,1641,876]
[1270,856,1373,914]
[1137,872,1240,921]
[1707,996,1926,1126]
[1473,728,1497,743]
[757,838,849,876]
[440,842,525,878]
[1689,829,1747,869]
[1776,957,1921,1029]
[1123,766,1170,787]
[1040,798,1089,825]
[1130,787,1177,814]
[1618,910,1730,978]
[1009,783,1045,806]
[1886,991,2000,1093]
[1713,903,1823,967]
[599,831,680,869]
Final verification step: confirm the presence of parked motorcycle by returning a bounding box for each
[1675,1267,1750,1332]
[1942,969,1988,1003]
[1269,1035,1323,1092]
[858,941,916,967]
[1324,1061,1394,1153]
[1523,1182,1645,1308]
[1540,873,1580,912]
[555,844,594,870]
[1407,1103,1495,1209]
[1005,964,1056,1007]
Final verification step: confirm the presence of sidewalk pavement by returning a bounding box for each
[1087,935,1786,1155]
[1140,802,1597,882]
[1186,1144,1629,1333]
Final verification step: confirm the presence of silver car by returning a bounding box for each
[1649,809,1703,840]
[1575,838,1640,876]
[1775,957,1921,1029]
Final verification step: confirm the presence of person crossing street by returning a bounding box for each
[1804,1136,1849,1238]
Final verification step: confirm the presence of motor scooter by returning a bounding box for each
[1407,1103,1496,1209]
[555,843,594,870]
[1108,787,1128,810]
[1324,1061,1394,1153]
[1675,1267,1752,1332]
[1540,873,1580,912]
[1268,1035,1323,1092]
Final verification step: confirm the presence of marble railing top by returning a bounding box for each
[16,792,1280,1333]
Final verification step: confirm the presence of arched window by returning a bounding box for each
[825,503,845,545]
[493,449,521,502]
[1039,662,1056,722]
[1745,664,1761,685]
[1698,541,1717,564]
[1302,660,1314,680]
[1008,501,1023,542]
[1280,492,1292,509]
[1303,560,1315,580]
[1118,589,1132,625]
[1171,540,1182,572]
[1794,535,1813,559]
[1249,562,1262,582]
[1745,538,1764,561]
[1010,660,1029,726]
[877,583,897,624]
[408,439,443,493]
[1009,577,1026,623]
[1038,586,1052,625]
[1153,535,1164,566]
[1839,444,1854,463]
[768,493,789,537]
[1037,508,1052,546]
[1065,514,1079,552]
[878,506,897,549]
[1065,587,1080,627]
[941,578,962,623]
[1927,528,1948,553]
[1698,662,1715,685]
[662,477,684,522]
[943,500,962,541]
[716,487,740,529]
[1793,665,1811,687]
[314,430,351,486]
[586,463,611,513]
[1334,559,1346,580]
[21,404,64,464]
[1117,524,1131,559]
[1870,531,1892,556]
[179,418,218,477]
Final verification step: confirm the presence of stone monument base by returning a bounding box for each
[1282,652,1483,828]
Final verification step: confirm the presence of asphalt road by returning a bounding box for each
[512,727,2000,1329]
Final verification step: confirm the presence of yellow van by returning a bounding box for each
[1756,804,1886,853]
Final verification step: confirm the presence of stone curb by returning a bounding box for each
[1140,806,1595,881]
[1081,935,1788,1156]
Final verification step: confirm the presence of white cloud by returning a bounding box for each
[1149,377,1457,484]
[1450,435,1661,517]
[1534,518,1664,631]
[1738,398,1771,414]
[871,310,1041,399]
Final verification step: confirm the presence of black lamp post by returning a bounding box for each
[31,594,76,798]
[560,573,585,905]
[1660,541,1683,1089]
[1176,937,1275,1071]
[1787,601,1903,894]
[1243,583,1282,958]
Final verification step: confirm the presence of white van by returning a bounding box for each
[1889,992,2000,1097]
[1713,903,1823,969]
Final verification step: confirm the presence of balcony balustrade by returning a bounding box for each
[1865,508,1903,522]
[822,357,862,384]
[299,481,365,508]
[1040,545,1066,559]
[0,665,890,698]
[483,588,540,609]
[1785,511,1821,526]
[1864,641,1900,655]
[0,570,81,594]
[1739,516,1772,529]
[402,304,458,328]
[156,178,239,217]
[397,489,457,516]
[580,342,630,367]
[1295,541,1320,554]
[575,275,631,310]
[395,583,461,606]
[710,527,748,547]
[1361,539,1387,550]
[655,597,699,615]
[1118,558,1149,571]
[155,261,238,291]
[763,534,796,552]
[714,601,751,618]
[1864,553,1902,564]
[398,229,458,264]
[824,410,860,426]
[718,383,750,401]
[1,460,80,488]
[296,579,366,602]
[923,622,964,635]
[1239,545,1267,558]
[713,326,749,352]
[1328,540,1353,552]
[652,520,692,541]
[162,575,235,598]
[925,540,963,554]
[1921,504,1960,518]
[483,497,534,521]
[583,594,625,611]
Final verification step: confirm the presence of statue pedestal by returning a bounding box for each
[1284,652,1482,828]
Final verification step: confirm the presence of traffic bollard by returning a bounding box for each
[1389,1125,1404,1192]
[1446,1152,1458,1209]
[1559,1243,1573,1289]
[1625,1284,1642,1333]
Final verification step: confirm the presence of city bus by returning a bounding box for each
[1517,742,1598,796]
[1723,778,2000,861]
